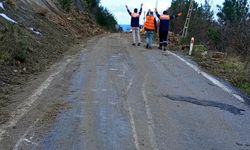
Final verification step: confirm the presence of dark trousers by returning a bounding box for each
[159,31,168,48]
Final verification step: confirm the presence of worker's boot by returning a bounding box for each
[163,46,170,55]
[163,47,166,51]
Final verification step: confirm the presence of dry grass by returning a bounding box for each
[35,7,49,16]
[5,0,16,8]
[193,51,250,95]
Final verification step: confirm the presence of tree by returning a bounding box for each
[216,0,249,55]
[57,0,118,31]
[217,0,249,26]
[170,0,190,34]
[95,6,118,31]
[215,0,250,79]
[81,0,100,8]
[170,0,214,44]
[202,0,214,22]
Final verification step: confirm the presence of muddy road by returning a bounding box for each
[1,33,250,150]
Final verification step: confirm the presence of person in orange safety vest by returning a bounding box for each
[144,10,157,49]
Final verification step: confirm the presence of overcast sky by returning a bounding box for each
[100,0,224,25]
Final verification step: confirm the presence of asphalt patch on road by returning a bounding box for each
[163,95,245,115]
[236,142,250,147]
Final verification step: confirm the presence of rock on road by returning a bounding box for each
[1,34,250,150]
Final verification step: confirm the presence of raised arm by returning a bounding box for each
[125,5,132,15]
[155,8,160,19]
[146,9,151,16]
[139,3,143,15]
[170,12,182,20]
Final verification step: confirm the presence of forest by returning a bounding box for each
[169,0,249,95]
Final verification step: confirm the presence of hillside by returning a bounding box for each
[0,0,103,110]
[0,1,250,149]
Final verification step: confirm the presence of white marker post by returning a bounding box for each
[189,37,194,56]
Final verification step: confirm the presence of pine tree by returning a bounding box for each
[217,0,249,26]
[216,0,249,56]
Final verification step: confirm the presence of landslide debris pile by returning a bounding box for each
[0,0,103,111]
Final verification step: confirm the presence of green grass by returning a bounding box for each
[0,24,30,64]
[234,81,250,95]
[0,51,11,64]
[223,61,249,95]
[219,61,245,75]
[192,48,250,96]
[217,57,249,95]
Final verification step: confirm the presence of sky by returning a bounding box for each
[100,0,224,25]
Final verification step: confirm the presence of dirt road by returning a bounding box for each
[1,33,250,150]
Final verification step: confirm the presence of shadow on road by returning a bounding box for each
[163,95,245,115]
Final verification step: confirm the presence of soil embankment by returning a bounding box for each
[0,0,103,124]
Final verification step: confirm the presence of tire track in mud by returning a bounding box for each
[0,58,72,142]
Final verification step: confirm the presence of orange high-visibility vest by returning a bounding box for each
[160,15,170,20]
[131,13,140,18]
[144,16,155,30]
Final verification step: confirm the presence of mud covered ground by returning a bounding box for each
[0,0,103,124]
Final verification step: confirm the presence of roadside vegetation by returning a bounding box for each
[0,0,117,68]
[57,0,118,31]
[0,0,117,122]
[169,0,249,95]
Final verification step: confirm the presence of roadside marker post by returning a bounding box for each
[189,37,194,56]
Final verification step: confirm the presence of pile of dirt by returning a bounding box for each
[168,32,180,47]
[0,0,103,118]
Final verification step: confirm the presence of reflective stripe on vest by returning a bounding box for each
[131,13,140,18]
[144,16,155,30]
[160,15,170,20]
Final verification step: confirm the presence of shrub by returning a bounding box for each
[35,7,49,16]
[0,51,10,64]
[13,49,26,63]
[207,29,222,50]
[82,0,100,8]
[58,0,71,11]
[95,6,117,31]
[5,0,16,8]
[12,39,29,63]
